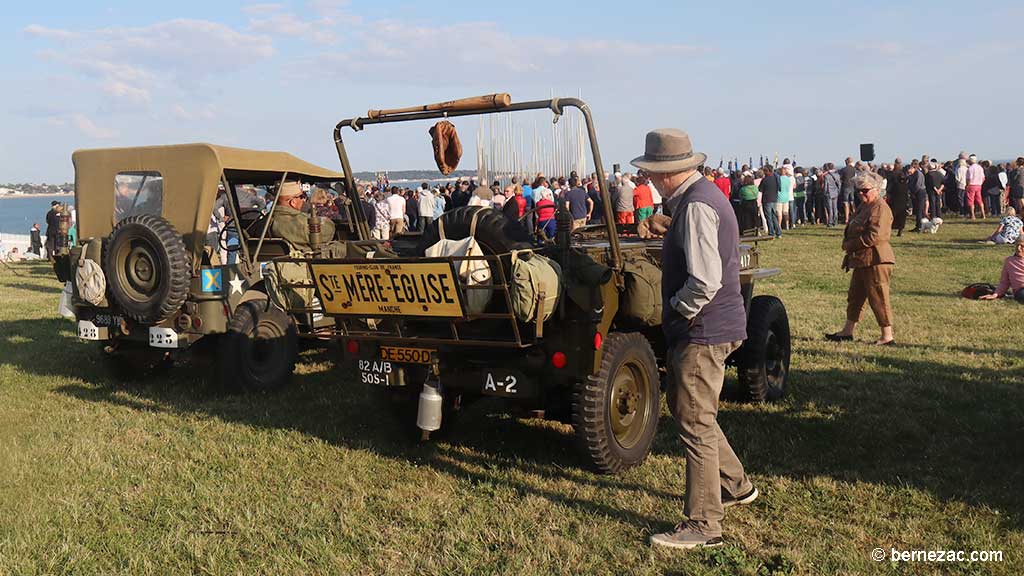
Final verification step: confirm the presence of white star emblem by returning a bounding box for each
[229,274,245,295]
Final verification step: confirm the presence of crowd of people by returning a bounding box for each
[335,152,1024,249]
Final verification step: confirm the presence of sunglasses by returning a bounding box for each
[857,188,873,194]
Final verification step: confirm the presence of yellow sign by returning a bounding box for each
[311,261,464,317]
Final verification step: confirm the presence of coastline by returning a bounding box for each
[0,193,73,200]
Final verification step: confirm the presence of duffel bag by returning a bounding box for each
[509,249,562,323]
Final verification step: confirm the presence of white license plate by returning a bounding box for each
[358,359,394,386]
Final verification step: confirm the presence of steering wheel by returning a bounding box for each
[218,209,265,252]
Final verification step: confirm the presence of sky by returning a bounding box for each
[2,0,1022,183]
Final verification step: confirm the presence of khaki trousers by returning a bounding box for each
[846,264,893,327]
[665,340,751,536]
[390,218,405,237]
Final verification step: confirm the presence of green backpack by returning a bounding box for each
[509,250,562,323]
[619,257,663,327]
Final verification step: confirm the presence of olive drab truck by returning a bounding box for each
[268,94,792,474]
[64,144,365,389]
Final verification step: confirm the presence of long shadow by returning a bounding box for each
[4,315,1022,534]
[5,281,62,294]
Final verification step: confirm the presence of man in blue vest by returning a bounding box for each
[633,129,756,550]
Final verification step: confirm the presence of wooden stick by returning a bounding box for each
[367,93,512,120]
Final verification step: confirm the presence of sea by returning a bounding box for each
[0,195,74,250]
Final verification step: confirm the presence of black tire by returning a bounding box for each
[417,206,532,256]
[103,214,190,324]
[733,295,790,402]
[573,332,660,474]
[101,342,172,381]
[221,301,297,393]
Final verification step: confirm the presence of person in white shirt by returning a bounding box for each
[417,183,435,230]
[386,188,407,236]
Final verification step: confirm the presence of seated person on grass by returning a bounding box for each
[980,238,1024,302]
[983,207,1023,245]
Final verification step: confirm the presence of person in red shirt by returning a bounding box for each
[714,169,732,199]
[633,175,655,222]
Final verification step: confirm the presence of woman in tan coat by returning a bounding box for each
[826,171,896,345]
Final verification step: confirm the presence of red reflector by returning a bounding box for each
[593,332,603,350]
[192,316,202,330]
[551,352,567,369]
[346,340,360,355]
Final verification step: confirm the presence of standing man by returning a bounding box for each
[29,223,42,256]
[564,176,592,230]
[44,201,61,260]
[955,153,969,216]
[417,182,435,231]
[839,157,856,223]
[632,129,754,550]
[965,154,986,220]
[907,161,926,231]
[614,173,636,224]
[386,187,406,237]
[925,161,944,221]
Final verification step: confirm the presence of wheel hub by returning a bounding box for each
[608,361,650,450]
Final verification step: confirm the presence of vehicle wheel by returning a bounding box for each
[103,214,190,324]
[733,295,790,402]
[573,332,660,474]
[417,206,532,256]
[101,342,172,381]
[221,301,297,393]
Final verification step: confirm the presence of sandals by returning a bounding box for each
[824,332,853,342]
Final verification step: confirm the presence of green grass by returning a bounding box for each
[1,219,1022,575]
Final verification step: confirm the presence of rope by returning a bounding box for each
[75,257,106,306]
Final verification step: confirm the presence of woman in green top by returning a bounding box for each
[737,174,760,234]
[778,166,794,230]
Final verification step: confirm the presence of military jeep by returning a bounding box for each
[271,95,791,474]
[65,144,363,389]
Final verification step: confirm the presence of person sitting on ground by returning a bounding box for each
[270,181,336,253]
[980,238,1024,302]
[982,207,1023,245]
[4,246,22,262]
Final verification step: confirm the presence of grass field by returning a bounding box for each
[1,219,1022,575]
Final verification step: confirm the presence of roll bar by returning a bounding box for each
[332,97,621,271]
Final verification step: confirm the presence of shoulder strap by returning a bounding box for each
[509,249,533,265]
[437,216,447,240]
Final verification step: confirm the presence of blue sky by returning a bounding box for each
[2,0,1022,182]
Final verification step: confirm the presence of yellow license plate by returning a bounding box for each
[311,261,464,317]
[380,346,435,364]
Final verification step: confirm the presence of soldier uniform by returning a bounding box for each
[271,182,335,252]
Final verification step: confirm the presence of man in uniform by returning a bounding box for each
[633,129,755,551]
[271,181,335,252]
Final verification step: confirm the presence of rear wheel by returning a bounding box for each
[221,301,297,392]
[733,295,790,402]
[573,332,660,474]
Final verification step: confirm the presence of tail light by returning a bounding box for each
[346,340,360,356]
[551,352,567,369]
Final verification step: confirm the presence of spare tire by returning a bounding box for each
[418,206,532,256]
[103,214,190,324]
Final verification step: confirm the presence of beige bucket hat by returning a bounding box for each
[630,128,707,173]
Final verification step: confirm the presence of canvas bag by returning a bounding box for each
[509,249,561,323]
[425,212,492,314]
[619,256,663,326]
